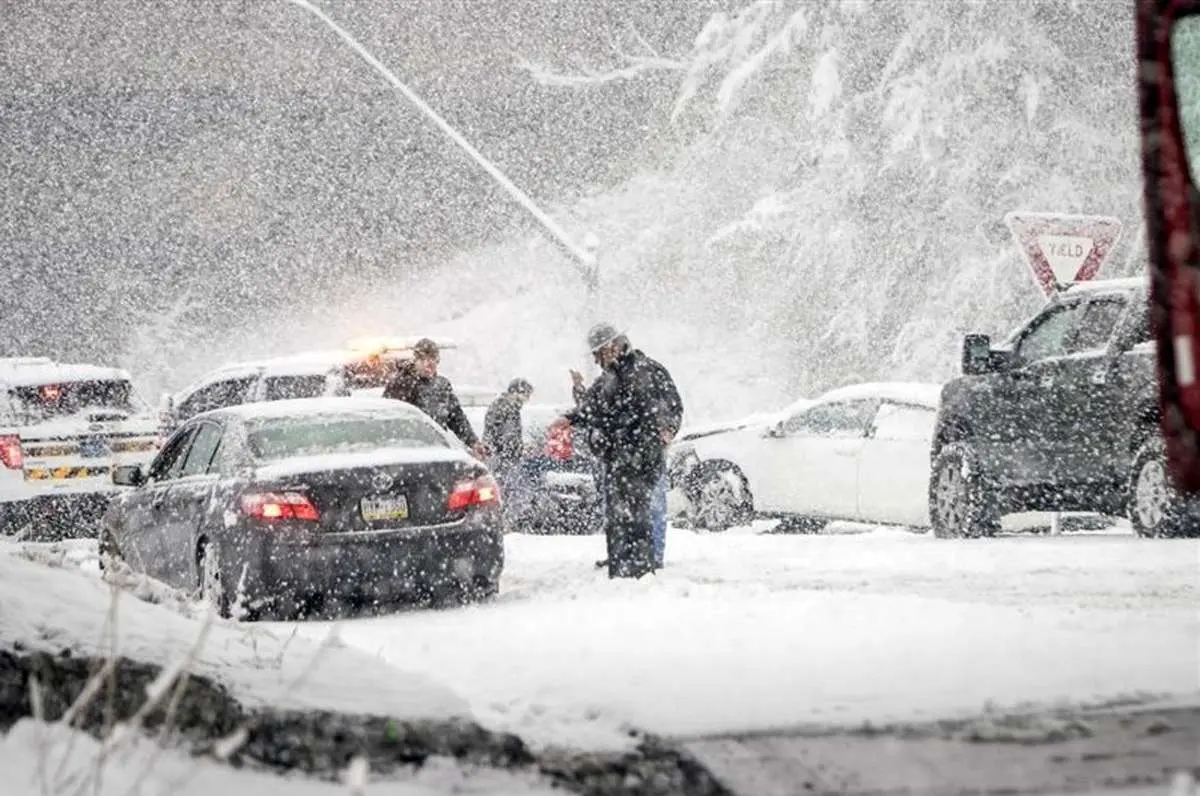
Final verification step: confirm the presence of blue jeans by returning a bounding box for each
[651,468,667,568]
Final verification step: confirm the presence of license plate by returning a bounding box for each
[360,495,409,522]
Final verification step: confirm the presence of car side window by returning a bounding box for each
[1128,301,1152,346]
[147,427,197,483]
[177,377,256,420]
[178,422,223,478]
[784,399,879,438]
[870,403,937,443]
[1015,301,1087,363]
[1068,297,1127,354]
[262,375,331,401]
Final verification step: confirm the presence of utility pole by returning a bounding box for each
[281,0,599,295]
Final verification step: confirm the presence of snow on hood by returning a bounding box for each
[252,445,475,481]
[677,398,815,442]
[0,361,132,386]
[0,541,472,721]
[677,412,782,442]
[814,381,943,409]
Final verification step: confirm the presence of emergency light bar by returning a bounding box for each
[344,336,459,356]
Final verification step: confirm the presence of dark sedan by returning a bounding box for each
[100,397,504,619]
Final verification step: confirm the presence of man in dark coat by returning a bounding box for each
[383,338,487,457]
[484,378,534,527]
[555,323,683,578]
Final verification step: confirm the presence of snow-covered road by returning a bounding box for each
[282,523,1200,751]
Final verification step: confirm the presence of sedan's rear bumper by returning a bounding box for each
[230,513,504,614]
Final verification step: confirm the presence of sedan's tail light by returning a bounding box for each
[448,474,500,511]
[0,435,23,470]
[240,491,320,521]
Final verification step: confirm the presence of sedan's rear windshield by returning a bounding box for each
[9,380,135,420]
[246,413,450,460]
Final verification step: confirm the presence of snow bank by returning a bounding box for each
[0,719,558,796]
[0,539,470,722]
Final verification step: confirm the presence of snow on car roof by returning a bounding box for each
[174,351,350,397]
[0,361,132,386]
[208,395,424,421]
[815,381,943,409]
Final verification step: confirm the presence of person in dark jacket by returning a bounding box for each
[382,359,420,404]
[484,378,534,528]
[554,323,683,578]
[383,338,488,457]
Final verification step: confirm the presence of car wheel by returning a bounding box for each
[1129,435,1200,538]
[198,540,232,619]
[689,463,750,532]
[929,446,1000,539]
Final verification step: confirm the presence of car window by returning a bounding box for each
[1128,301,1152,346]
[262,374,331,401]
[177,377,256,420]
[1015,301,1087,362]
[245,412,451,461]
[870,403,937,443]
[1068,296,1127,354]
[9,379,136,421]
[147,426,197,482]
[179,422,223,478]
[784,399,879,438]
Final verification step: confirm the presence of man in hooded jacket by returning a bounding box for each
[555,323,683,578]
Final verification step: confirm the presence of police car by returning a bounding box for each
[0,357,160,539]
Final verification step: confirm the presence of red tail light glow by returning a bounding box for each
[448,475,500,512]
[0,435,23,470]
[240,491,320,522]
[546,423,573,461]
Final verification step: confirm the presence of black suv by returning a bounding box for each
[930,277,1196,539]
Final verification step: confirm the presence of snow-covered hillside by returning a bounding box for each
[117,1,1148,429]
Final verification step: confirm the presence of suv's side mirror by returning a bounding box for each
[112,465,146,487]
[961,334,994,376]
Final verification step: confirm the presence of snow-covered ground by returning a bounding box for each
[5,521,1197,770]
[257,522,1200,752]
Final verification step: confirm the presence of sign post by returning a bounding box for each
[1004,212,1125,297]
[280,0,598,294]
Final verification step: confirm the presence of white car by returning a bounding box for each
[0,357,160,539]
[667,382,943,532]
[162,336,463,432]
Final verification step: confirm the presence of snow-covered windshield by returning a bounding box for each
[245,414,450,461]
[9,379,137,421]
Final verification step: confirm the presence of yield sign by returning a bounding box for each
[1004,212,1124,297]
